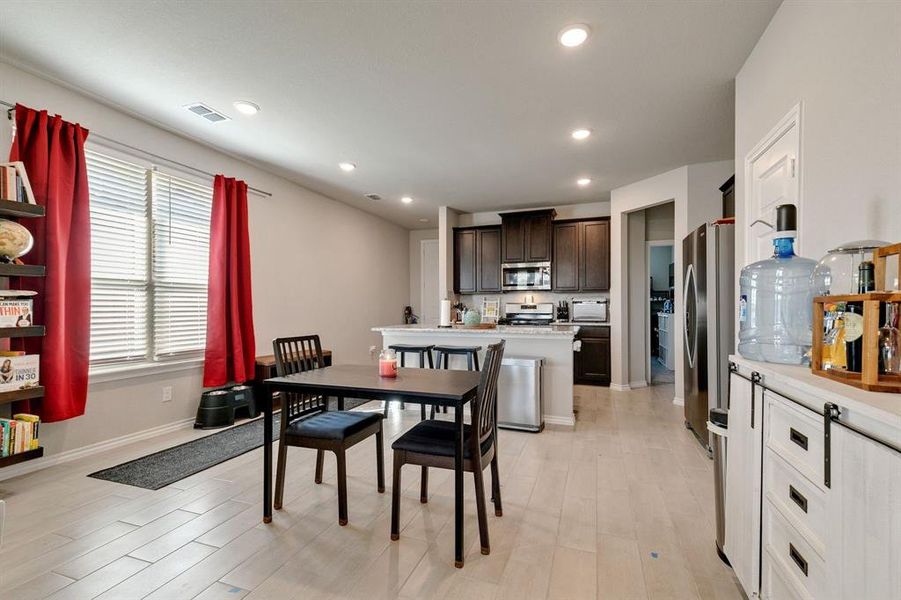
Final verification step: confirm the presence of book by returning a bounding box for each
[0,354,39,392]
[13,414,39,450]
[0,298,33,327]
[0,166,15,202]
[0,162,35,204]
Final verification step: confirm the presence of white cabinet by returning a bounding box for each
[657,312,674,370]
[727,358,901,600]
[827,424,901,599]
[725,370,762,597]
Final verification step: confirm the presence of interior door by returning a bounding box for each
[746,110,800,263]
[421,239,440,324]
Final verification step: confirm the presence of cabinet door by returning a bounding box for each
[581,219,610,291]
[477,227,502,292]
[827,424,901,599]
[552,221,580,291]
[454,229,477,294]
[725,371,762,598]
[501,215,526,263]
[526,212,552,262]
[574,330,610,386]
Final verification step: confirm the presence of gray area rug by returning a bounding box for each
[88,398,372,490]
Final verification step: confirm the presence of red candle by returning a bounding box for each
[378,349,398,378]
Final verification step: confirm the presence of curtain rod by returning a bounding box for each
[1,100,272,198]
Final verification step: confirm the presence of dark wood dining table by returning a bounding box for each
[263,364,481,566]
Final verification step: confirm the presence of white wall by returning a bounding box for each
[0,62,410,460]
[409,228,439,315]
[627,211,647,386]
[735,1,901,277]
[610,161,732,400]
[645,202,675,242]
[649,245,674,292]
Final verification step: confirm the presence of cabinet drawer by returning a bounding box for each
[765,392,825,490]
[764,449,827,559]
[762,550,810,600]
[764,499,828,600]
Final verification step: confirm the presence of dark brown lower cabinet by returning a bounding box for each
[574,326,610,386]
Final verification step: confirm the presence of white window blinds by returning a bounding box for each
[87,149,150,364]
[151,172,212,358]
[86,147,213,366]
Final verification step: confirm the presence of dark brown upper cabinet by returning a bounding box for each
[499,209,555,264]
[453,228,477,294]
[581,219,610,291]
[552,217,610,292]
[476,227,502,292]
[453,226,501,294]
[552,221,580,291]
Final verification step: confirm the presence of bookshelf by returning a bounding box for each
[0,167,44,468]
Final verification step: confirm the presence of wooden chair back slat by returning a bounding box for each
[273,335,327,422]
[471,341,505,450]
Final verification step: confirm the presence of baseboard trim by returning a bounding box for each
[629,380,648,389]
[543,414,576,428]
[0,417,196,481]
[609,383,631,392]
[672,396,685,406]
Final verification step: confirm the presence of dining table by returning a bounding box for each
[263,364,481,567]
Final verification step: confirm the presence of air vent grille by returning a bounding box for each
[365,193,382,201]
[184,103,230,123]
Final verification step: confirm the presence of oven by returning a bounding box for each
[502,262,551,291]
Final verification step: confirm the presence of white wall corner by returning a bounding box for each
[609,382,631,392]
[672,396,685,406]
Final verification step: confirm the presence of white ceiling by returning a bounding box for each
[0,1,779,229]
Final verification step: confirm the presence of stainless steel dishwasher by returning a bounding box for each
[496,357,544,432]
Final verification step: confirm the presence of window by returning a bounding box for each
[86,147,212,368]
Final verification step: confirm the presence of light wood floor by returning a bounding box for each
[0,383,743,599]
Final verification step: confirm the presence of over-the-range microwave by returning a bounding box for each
[502,262,551,291]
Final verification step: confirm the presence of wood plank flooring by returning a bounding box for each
[0,383,743,599]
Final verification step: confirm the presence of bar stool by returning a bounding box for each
[387,344,435,419]
[430,345,482,418]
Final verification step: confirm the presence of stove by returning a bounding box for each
[504,302,554,326]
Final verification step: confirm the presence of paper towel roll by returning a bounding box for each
[439,300,451,327]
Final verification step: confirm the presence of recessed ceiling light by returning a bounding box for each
[339,162,356,172]
[233,100,260,116]
[401,196,413,204]
[419,218,429,223]
[559,24,590,48]
[577,177,592,187]
[571,128,592,140]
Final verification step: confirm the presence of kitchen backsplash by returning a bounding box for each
[459,291,610,316]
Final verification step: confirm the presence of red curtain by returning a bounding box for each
[9,104,91,422]
[203,175,255,387]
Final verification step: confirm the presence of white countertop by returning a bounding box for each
[373,324,578,338]
[730,354,901,434]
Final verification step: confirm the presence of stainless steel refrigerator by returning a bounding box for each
[682,220,735,450]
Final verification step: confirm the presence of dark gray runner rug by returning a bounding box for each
[88,398,372,490]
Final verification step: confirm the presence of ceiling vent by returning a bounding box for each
[365,193,382,201]
[184,103,230,123]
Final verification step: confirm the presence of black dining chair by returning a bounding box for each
[272,335,385,526]
[390,340,505,561]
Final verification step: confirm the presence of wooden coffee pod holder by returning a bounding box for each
[811,243,901,393]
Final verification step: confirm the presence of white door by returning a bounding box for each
[745,105,801,262]
[420,239,440,325]
[725,371,762,598]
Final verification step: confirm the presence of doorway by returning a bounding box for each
[420,239,440,324]
[647,240,675,385]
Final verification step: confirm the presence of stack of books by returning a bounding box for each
[0,414,39,456]
[0,162,35,204]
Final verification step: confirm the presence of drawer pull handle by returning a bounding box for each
[790,428,808,451]
[789,543,808,577]
[789,485,808,513]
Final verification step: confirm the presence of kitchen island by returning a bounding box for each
[372,324,578,426]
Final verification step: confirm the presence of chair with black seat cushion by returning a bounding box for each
[428,345,482,418]
[273,335,385,526]
[386,344,434,419]
[390,340,505,558]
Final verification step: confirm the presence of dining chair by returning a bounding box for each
[390,340,505,559]
[272,334,385,526]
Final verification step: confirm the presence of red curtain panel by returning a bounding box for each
[203,175,255,387]
[8,104,91,422]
